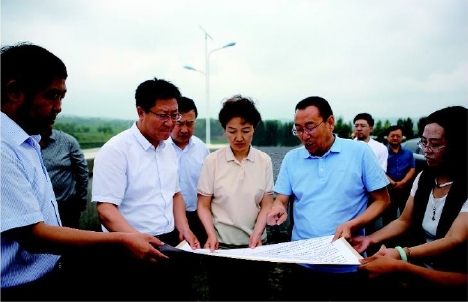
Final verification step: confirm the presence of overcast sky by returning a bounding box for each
[2,0,467,124]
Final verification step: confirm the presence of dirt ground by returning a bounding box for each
[191,225,294,301]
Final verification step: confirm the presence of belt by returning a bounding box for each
[52,258,64,275]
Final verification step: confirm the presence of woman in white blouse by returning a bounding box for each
[352,106,467,301]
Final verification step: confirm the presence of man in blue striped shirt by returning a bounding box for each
[1,42,169,301]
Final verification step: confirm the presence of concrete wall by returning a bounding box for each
[83,144,228,175]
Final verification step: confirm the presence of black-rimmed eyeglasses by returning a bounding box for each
[148,110,182,122]
[292,120,324,136]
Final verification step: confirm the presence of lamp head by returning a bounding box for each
[183,65,196,71]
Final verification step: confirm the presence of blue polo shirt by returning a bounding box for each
[274,135,389,273]
[387,146,415,181]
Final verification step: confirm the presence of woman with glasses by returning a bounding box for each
[352,106,468,300]
[197,95,274,301]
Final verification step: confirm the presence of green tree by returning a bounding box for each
[280,121,301,146]
[334,117,352,139]
[396,118,415,140]
[417,116,428,137]
[372,120,385,142]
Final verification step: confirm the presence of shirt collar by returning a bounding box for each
[168,136,193,151]
[388,145,402,154]
[225,145,255,162]
[302,134,341,159]
[49,129,58,142]
[130,122,167,151]
[1,112,39,147]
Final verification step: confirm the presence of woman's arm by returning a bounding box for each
[406,212,467,260]
[197,194,218,251]
[359,254,467,287]
[352,196,414,253]
[249,193,274,248]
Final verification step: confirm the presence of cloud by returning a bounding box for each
[2,0,467,123]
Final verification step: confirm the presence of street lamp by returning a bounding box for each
[183,26,236,146]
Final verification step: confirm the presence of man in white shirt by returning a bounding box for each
[353,112,388,172]
[169,96,210,245]
[92,78,199,300]
[353,113,388,238]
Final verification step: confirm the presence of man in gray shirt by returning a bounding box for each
[40,125,89,228]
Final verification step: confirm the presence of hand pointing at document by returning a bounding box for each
[266,194,289,226]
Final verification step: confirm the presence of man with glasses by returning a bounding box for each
[353,112,388,239]
[91,77,199,300]
[353,112,388,171]
[267,96,390,301]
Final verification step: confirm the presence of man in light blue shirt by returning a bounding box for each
[169,96,210,245]
[1,42,166,301]
[267,96,390,301]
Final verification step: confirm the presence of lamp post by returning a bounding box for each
[183,26,236,146]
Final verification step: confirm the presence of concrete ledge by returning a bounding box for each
[83,144,227,174]
[206,143,228,150]
[83,148,100,175]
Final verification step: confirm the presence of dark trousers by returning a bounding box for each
[1,261,66,301]
[205,252,272,301]
[63,230,197,301]
[383,185,410,226]
[57,195,85,229]
[401,274,468,301]
[283,264,392,301]
[186,210,207,246]
[364,196,383,256]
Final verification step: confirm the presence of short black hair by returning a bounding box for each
[218,95,262,129]
[177,96,198,117]
[135,77,181,111]
[1,42,67,104]
[295,96,333,121]
[353,113,375,127]
[386,125,403,136]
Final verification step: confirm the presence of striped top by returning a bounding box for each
[1,112,61,288]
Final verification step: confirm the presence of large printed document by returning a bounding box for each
[176,235,363,265]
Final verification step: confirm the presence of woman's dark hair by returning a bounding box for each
[218,95,262,129]
[424,106,467,182]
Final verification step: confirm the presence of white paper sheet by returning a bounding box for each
[176,235,363,265]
